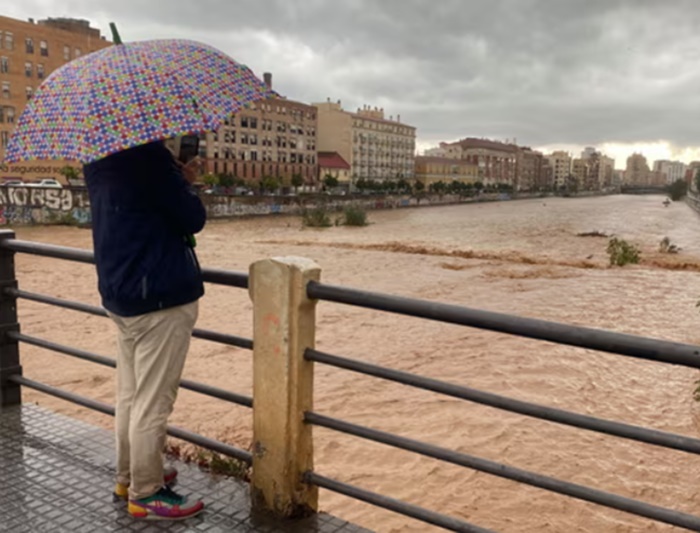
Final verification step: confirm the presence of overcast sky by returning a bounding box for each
[5,0,700,168]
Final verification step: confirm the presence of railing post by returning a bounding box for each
[249,256,320,517]
[0,230,20,408]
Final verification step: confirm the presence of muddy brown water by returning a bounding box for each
[12,195,700,532]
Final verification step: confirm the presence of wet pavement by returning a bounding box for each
[0,404,372,532]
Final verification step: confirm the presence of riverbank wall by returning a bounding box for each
[0,186,609,226]
[687,192,700,215]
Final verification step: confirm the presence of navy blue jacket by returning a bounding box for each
[84,142,206,317]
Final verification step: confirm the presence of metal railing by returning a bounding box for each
[300,280,700,531]
[0,234,254,467]
[2,233,700,531]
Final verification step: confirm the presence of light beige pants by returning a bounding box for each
[109,301,198,500]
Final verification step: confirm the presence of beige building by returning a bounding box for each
[0,16,110,182]
[546,151,573,189]
[438,138,518,187]
[318,151,350,186]
[653,160,686,185]
[572,158,589,189]
[517,148,546,191]
[579,148,615,190]
[200,74,317,186]
[625,153,650,186]
[313,100,416,183]
[414,156,478,186]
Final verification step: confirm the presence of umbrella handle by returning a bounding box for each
[109,23,123,45]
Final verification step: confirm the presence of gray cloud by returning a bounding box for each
[6,0,700,152]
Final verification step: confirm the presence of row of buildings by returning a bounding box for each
[0,13,695,193]
[623,154,699,188]
[419,141,616,192]
[0,14,418,188]
[199,88,417,188]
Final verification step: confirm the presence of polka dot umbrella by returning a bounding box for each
[3,38,276,164]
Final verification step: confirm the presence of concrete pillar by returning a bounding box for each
[249,256,320,517]
[0,230,20,408]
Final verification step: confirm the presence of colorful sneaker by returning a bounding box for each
[128,486,204,521]
[113,466,178,501]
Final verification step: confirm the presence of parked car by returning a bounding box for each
[2,180,25,187]
[25,179,63,188]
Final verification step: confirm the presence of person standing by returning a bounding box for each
[84,140,206,520]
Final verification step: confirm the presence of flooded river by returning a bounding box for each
[12,195,700,532]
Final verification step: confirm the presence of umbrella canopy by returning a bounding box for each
[4,39,275,164]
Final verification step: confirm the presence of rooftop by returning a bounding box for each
[318,152,351,170]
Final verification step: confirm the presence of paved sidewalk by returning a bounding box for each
[0,404,371,533]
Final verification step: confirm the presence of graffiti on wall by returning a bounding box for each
[0,187,89,210]
[0,186,518,226]
[0,187,91,226]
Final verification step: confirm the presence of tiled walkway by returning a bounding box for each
[0,404,371,533]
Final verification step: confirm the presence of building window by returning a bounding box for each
[250,151,258,161]
[4,33,13,51]
[0,131,8,148]
[63,45,70,60]
[0,57,7,74]
[37,64,45,79]
[1,82,9,99]
[74,48,81,58]
[6,106,15,123]
[0,107,4,123]
[25,62,32,77]
[25,38,34,54]
[250,117,258,129]
[241,116,249,128]
[26,87,33,100]
[40,40,48,57]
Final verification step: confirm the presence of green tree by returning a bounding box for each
[202,173,219,187]
[218,173,235,188]
[291,173,304,192]
[413,180,425,193]
[59,166,81,183]
[323,174,339,189]
[668,178,688,201]
[429,181,447,195]
[261,175,280,193]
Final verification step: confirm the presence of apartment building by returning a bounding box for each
[0,15,110,182]
[653,160,686,185]
[546,151,573,190]
[414,156,478,186]
[625,153,650,186]
[517,147,546,191]
[578,148,615,190]
[200,74,318,185]
[314,100,416,183]
[439,138,519,187]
